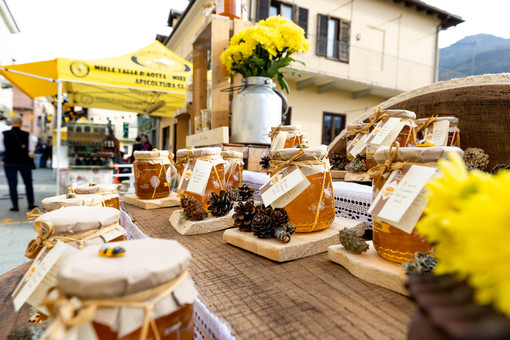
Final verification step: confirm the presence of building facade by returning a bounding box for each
[0,0,19,119]
[165,0,461,145]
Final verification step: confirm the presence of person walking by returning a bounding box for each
[1,116,37,211]
[130,136,143,162]
[141,134,152,151]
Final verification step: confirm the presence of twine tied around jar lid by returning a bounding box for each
[26,206,44,219]
[268,124,283,139]
[175,149,225,192]
[345,106,389,138]
[416,115,438,134]
[24,220,120,259]
[41,269,189,340]
[367,141,408,182]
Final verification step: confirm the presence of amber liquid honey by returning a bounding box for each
[134,160,170,199]
[180,163,224,210]
[283,134,303,149]
[372,175,432,263]
[103,196,120,209]
[272,170,335,232]
[224,161,243,190]
[92,303,194,340]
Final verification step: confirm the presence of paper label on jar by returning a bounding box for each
[347,133,369,157]
[425,120,450,146]
[260,165,310,208]
[270,131,288,152]
[369,165,437,233]
[12,241,78,312]
[178,160,213,196]
[367,118,405,147]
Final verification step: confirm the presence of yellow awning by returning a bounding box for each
[0,41,191,117]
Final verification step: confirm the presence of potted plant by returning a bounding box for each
[220,15,310,144]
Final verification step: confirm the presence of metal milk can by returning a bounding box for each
[231,77,288,144]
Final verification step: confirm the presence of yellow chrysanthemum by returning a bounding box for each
[417,153,510,318]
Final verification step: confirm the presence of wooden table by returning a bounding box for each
[0,204,415,339]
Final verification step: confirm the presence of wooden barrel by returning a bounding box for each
[329,74,510,170]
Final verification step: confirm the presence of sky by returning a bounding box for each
[4,0,510,64]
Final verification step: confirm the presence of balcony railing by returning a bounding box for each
[289,34,435,92]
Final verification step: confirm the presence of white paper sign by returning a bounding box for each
[380,188,430,234]
[348,133,369,157]
[270,131,288,152]
[430,120,450,146]
[260,166,310,208]
[377,165,436,223]
[12,241,78,311]
[367,118,405,147]
[185,160,213,195]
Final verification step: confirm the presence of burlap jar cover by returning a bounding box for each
[42,238,197,339]
[269,125,305,149]
[133,150,171,200]
[70,183,120,209]
[41,194,106,212]
[25,206,127,259]
[268,145,335,232]
[368,143,464,263]
[416,116,460,147]
[221,150,244,189]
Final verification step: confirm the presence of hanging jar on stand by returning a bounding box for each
[231,77,288,145]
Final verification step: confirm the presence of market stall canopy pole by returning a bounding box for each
[0,41,192,117]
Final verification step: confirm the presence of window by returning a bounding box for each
[322,112,345,145]
[256,0,308,36]
[317,14,350,63]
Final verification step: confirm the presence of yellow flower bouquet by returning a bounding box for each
[416,153,510,318]
[220,15,310,93]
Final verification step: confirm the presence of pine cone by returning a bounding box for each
[345,155,366,173]
[271,208,290,227]
[259,155,271,170]
[491,164,510,174]
[331,152,347,170]
[255,204,273,217]
[463,147,489,171]
[252,213,273,239]
[225,188,241,202]
[233,200,256,232]
[238,184,255,201]
[207,190,233,217]
[274,226,291,243]
[183,197,208,221]
[283,223,296,235]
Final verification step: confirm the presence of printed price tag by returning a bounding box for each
[425,120,449,146]
[260,166,310,208]
[178,160,213,196]
[270,131,288,152]
[347,133,369,157]
[367,118,405,147]
[12,241,78,311]
[369,165,437,233]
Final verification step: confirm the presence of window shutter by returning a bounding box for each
[338,20,351,63]
[316,14,328,56]
[298,7,309,37]
[256,0,270,22]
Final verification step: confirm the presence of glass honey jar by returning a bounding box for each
[71,183,120,209]
[51,238,197,340]
[177,147,225,210]
[370,146,463,263]
[133,150,171,200]
[416,116,460,147]
[270,125,306,149]
[269,146,335,232]
[26,206,127,259]
[42,193,105,212]
[221,150,243,190]
[345,123,378,169]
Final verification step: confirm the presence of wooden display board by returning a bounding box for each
[123,192,180,209]
[223,217,364,262]
[169,209,235,235]
[328,242,408,296]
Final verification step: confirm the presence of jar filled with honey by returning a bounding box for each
[47,238,197,340]
[177,147,224,210]
[133,150,171,200]
[269,146,335,232]
[345,123,378,169]
[221,150,243,190]
[370,146,463,263]
[416,116,460,147]
[25,206,127,259]
[366,109,416,170]
[42,193,105,212]
[270,125,306,150]
[71,183,120,209]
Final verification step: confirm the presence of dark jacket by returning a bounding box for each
[3,128,31,164]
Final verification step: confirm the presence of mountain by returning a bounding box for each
[439,34,510,81]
